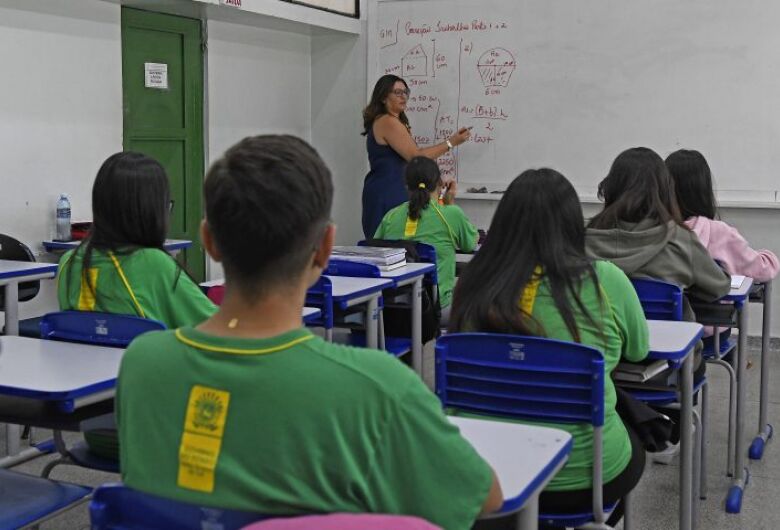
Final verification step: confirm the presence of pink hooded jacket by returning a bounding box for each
[686,216,779,337]
[685,217,779,282]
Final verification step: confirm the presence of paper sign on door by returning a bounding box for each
[144,62,168,90]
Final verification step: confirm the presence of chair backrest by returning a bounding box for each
[325,259,380,277]
[304,276,334,330]
[435,332,607,522]
[206,284,226,305]
[630,278,683,321]
[40,311,166,347]
[90,483,268,530]
[244,513,441,530]
[0,233,40,304]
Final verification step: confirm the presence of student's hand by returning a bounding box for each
[443,179,458,204]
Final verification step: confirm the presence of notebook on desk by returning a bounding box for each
[613,359,670,383]
[731,275,746,289]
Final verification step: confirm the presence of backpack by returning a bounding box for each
[363,239,441,343]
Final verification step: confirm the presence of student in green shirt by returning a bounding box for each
[374,156,478,318]
[57,152,216,461]
[450,169,648,527]
[57,152,215,328]
[118,135,503,528]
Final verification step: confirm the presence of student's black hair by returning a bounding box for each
[204,135,333,296]
[450,169,601,342]
[588,147,685,229]
[362,74,411,135]
[62,152,180,307]
[405,156,440,220]
[665,149,718,220]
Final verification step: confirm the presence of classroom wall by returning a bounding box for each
[205,18,313,279]
[0,0,123,321]
[310,22,368,247]
[459,199,780,337]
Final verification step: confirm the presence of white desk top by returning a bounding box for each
[0,260,58,281]
[726,275,754,300]
[0,336,123,398]
[323,275,394,299]
[42,239,192,252]
[302,307,320,319]
[647,320,703,361]
[378,262,436,282]
[450,416,572,512]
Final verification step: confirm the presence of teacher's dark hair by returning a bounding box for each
[450,168,601,342]
[204,135,333,296]
[588,147,684,229]
[405,156,440,220]
[362,75,410,135]
[665,149,718,220]
[62,151,179,305]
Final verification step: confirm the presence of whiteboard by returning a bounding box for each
[368,0,780,203]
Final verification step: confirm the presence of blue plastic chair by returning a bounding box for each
[435,333,628,529]
[38,311,166,476]
[0,469,91,529]
[90,483,272,530]
[629,279,718,501]
[304,276,336,341]
[40,310,166,348]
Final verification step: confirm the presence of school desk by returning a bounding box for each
[323,275,394,348]
[644,319,703,530]
[448,416,572,530]
[0,336,123,467]
[0,260,58,336]
[43,239,192,256]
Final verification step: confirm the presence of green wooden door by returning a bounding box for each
[121,8,205,280]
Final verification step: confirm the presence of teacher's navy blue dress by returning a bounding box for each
[362,129,408,238]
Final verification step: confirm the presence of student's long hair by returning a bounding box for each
[63,152,180,303]
[362,75,410,135]
[450,169,600,342]
[588,147,684,229]
[665,149,718,220]
[405,157,440,220]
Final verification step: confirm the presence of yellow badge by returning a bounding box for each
[77,268,99,311]
[177,385,231,493]
[404,217,419,238]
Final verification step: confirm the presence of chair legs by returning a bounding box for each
[622,492,633,530]
[706,358,737,477]
[700,381,708,500]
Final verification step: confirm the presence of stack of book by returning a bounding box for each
[331,246,407,272]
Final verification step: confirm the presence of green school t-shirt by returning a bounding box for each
[57,247,216,329]
[118,327,493,530]
[374,200,477,307]
[459,260,648,491]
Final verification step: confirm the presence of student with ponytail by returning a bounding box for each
[374,157,477,318]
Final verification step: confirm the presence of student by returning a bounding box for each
[374,156,478,318]
[117,135,502,528]
[58,151,215,460]
[450,169,648,526]
[58,151,215,328]
[585,147,731,327]
[665,149,779,283]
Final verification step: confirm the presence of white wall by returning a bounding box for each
[205,18,313,279]
[0,0,122,320]
[310,24,367,247]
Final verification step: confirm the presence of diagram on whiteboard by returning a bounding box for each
[477,48,516,87]
[376,13,516,181]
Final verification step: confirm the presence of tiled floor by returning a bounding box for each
[4,341,780,529]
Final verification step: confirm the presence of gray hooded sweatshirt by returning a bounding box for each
[585,218,731,322]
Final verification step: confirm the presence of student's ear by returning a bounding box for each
[312,223,336,270]
[200,220,222,262]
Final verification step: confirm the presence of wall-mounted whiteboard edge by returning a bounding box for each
[458,192,780,210]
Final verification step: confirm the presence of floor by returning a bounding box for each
[4,340,780,530]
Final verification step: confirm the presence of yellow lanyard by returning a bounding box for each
[519,266,544,315]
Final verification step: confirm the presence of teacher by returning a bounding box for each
[361,74,471,238]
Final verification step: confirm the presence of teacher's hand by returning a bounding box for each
[449,127,472,147]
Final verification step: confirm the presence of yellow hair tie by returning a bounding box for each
[418,183,427,189]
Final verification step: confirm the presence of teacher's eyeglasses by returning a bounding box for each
[391,88,411,98]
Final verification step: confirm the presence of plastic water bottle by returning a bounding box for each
[55,194,71,241]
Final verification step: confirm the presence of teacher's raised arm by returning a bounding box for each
[361,74,471,238]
